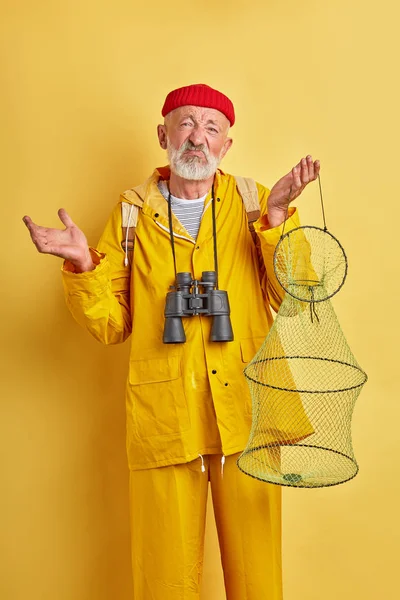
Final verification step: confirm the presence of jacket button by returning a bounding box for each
[224,383,229,386]
[212,369,217,374]
[196,246,200,250]
[154,213,159,218]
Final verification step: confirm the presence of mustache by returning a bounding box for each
[179,139,209,158]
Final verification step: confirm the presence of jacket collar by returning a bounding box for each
[137,166,227,241]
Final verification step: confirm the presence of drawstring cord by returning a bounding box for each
[198,454,226,476]
[198,454,206,473]
[124,204,134,267]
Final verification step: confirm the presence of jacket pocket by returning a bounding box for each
[129,355,190,439]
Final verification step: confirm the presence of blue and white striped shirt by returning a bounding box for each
[158,180,207,240]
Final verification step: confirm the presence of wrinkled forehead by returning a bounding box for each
[165,105,230,129]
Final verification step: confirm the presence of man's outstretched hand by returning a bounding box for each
[268,155,320,228]
[23,209,94,273]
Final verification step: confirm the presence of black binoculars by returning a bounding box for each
[163,271,234,344]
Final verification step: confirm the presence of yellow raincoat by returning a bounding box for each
[62,166,300,471]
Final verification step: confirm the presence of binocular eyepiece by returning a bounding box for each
[163,271,234,344]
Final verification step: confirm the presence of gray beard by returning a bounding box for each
[167,139,222,181]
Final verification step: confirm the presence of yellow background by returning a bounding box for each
[1,1,398,598]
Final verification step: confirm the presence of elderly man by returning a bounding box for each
[24,84,320,600]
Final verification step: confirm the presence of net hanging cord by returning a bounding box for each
[318,174,328,232]
[280,173,327,240]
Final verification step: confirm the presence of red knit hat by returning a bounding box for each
[162,84,235,126]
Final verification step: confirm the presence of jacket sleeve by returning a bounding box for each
[61,201,132,345]
[254,183,301,313]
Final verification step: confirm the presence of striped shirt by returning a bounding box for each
[158,180,207,240]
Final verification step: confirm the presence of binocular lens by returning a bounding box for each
[210,315,234,342]
[163,317,186,344]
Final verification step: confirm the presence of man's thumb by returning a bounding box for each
[58,208,75,228]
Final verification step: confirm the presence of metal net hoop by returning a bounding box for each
[245,356,367,394]
[237,444,360,489]
[273,226,348,303]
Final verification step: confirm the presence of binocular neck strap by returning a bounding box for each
[167,190,178,281]
[167,183,220,289]
[211,183,219,289]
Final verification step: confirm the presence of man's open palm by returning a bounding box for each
[23,209,93,271]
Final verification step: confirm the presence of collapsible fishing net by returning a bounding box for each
[237,177,367,488]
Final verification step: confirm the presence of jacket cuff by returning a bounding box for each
[61,248,110,295]
[254,207,300,247]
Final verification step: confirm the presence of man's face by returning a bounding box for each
[158,106,233,181]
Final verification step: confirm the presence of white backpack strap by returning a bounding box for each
[234,176,260,224]
[234,176,261,246]
[234,176,266,291]
[120,187,144,267]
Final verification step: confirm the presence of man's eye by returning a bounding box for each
[208,128,218,133]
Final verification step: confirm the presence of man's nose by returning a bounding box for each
[188,125,206,147]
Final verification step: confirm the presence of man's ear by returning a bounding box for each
[221,137,233,160]
[157,124,168,150]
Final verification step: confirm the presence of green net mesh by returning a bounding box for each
[237,226,368,488]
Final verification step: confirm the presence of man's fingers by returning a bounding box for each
[22,216,49,252]
[300,157,310,185]
[58,208,75,228]
[22,215,37,233]
[295,155,321,186]
[292,164,302,191]
[23,216,46,240]
[22,217,46,247]
[306,155,315,180]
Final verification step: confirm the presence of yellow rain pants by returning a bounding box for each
[129,453,282,600]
